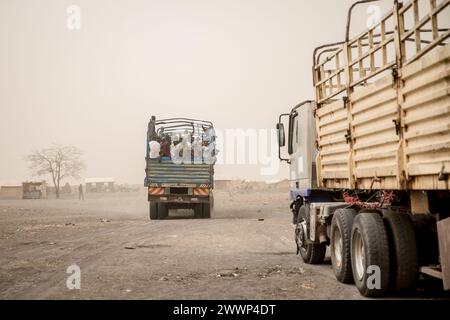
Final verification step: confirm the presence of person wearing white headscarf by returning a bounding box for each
[192,136,203,164]
[180,130,192,163]
[149,138,161,160]
[171,134,181,161]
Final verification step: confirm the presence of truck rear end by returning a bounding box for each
[145,117,216,219]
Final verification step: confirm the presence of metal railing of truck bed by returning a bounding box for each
[146,117,216,159]
[154,118,214,139]
[313,0,450,104]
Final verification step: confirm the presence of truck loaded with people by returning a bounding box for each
[277,0,450,297]
[145,117,217,220]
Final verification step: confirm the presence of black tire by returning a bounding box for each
[202,202,211,219]
[330,208,357,283]
[296,205,326,264]
[210,192,214,211]
[351,212,390,297]
[149,202,158,220]
[383,211,418,292]
[158,203,169,219]
[194,204,203,219]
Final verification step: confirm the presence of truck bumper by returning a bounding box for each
[148,195,210,204]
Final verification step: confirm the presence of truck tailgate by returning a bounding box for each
[146,161,212,187]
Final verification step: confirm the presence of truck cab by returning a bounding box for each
[277,101,317,201]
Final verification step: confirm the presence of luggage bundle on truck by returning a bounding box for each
[145,116,217,220]
[276,0,450,297]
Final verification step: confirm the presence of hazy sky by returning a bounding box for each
[0,0,394,184]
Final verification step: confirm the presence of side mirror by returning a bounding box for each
[277,123,286,147]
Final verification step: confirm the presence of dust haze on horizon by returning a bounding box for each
[0,0,394,184]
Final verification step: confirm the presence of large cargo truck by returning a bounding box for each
[277,0,450,297]
[145,117,216,220]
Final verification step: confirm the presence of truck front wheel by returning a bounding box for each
[331,208,357,283]
[296,205,326,264]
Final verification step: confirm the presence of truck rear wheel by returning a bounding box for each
[202,202,211,219]
[194,204,203,219]
[194,202,211,219]
[351,212,390,297]
[383,211,418,292]
[296,205,326,264]
[158,203,169,219]
[149,202,158,220]
[210,192,214,211]
[331,208,357,283]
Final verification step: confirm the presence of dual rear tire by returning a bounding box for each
[194,202,212,219]
[329,209,418,297]
[383,211,419,292]
[149,202,168,220]
[330,208,356,283]
[350,212,391,297]
[297,203,419,297]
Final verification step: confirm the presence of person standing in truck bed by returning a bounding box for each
[160,136,171,160]
[149,137,161,160]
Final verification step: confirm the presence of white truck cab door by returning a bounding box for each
[289,102,317,192]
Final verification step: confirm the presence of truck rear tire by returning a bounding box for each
[158,203,169,219]
[296,205,326,264]
[331,208,357,283]
[194,204,203,219]
[194,203,211,219]
[351,212,390,297]
[383,211,418,292]
[210,192,214,211]
[202,202,211,219]
[149,202,158,220]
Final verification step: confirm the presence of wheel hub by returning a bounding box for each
[296,221,307,249]
[332,226,343,269]
[352,230,366,281]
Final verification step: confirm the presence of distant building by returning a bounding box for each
[22,181,47,199]
[0,181,47,200]
[0,184,23,200]
[85,178,115,193]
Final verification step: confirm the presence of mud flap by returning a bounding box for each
[290,196,303,225]
[293,199,302,255]
[437,217,450,290]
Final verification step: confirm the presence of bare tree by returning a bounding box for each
[26,145,86,198]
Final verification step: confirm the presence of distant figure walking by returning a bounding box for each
[78,184,84,200]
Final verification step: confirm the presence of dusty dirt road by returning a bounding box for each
[0,186,447,299]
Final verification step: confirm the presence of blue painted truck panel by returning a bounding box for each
[145,159,213,187]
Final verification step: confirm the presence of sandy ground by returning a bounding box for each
[0,187,448,300]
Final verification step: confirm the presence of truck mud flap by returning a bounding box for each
[437,217,450,290]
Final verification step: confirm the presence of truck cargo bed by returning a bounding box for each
[316,45,450,191]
